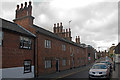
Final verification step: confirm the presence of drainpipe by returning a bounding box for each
[33,37,36,78]
[36,31,39,77]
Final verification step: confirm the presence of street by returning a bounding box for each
[65,67,89,78]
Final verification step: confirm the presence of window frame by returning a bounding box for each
[24,60,32,73]
[0,31,3,46]
[70,47,72,53]
[62,59,66,66]
[45,40,51,48]
[20,36,32,50]
[45,60,52,69]
[62,44,66,51]
[77,48,79,54]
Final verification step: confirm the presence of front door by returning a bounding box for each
[56,59,59,72]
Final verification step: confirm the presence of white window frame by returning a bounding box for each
[70,47,72,52]
[62,44,66,51]
[78,58,79,64]
[45,60,52,68]
[20,36,32,49]
[24,60,31,73]
[62,59,66,66]
[0,31,3,46]
[77,48,79,54]
[45,40,51,48]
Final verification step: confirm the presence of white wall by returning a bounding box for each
[2,66,34,78]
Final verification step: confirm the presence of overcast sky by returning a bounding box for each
[0,0,119,51]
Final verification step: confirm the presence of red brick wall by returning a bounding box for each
[2,30,34,68]
[14,17,36,34]
[35,33,87,75]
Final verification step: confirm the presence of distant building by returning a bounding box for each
[86,45,95,64]
[109,45,116,58]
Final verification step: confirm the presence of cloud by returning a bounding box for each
[0,0,119,51]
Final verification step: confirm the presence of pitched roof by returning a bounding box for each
[33,25,86,48]
[0,18,86,48]
[1,18,36,37]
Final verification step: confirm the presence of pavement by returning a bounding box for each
[112,63,120,80]
[39,63,93,79]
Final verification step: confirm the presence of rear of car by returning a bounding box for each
[89,63,110,79]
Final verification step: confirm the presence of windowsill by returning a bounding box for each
[45,67,52,69]
[24,71,32,74]
[45,47,51,49]
[20,47,32,50]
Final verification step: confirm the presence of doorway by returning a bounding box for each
[56,59,59,72]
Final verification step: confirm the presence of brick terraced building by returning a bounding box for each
[1,18,36,78]
[1,1,95,78]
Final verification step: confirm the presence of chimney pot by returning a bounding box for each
[76,36,77,42]
[17,5,19,10]
[21,3,23,9]
[63,29,65,32]
[66,29,68,32]
[29,1,32,6]
[25,2,27,7]
[69,28,71,32]
[57,23,59,27]
[54,24,56,27]
[60,22,62,26]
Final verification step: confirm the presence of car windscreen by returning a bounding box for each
[101,61,111,65]
[92,64,107,69]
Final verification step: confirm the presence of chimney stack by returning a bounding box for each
[13,1,35,34]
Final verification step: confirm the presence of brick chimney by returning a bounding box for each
[60,22,63,33]
[57,23,59,33]
[53,22,72,41]
[13,1,35,34]
[75,36,80,44]
[53,23,56,33]
[78,36,80,44]
[76,36,78,43]
[69,28,72,41]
